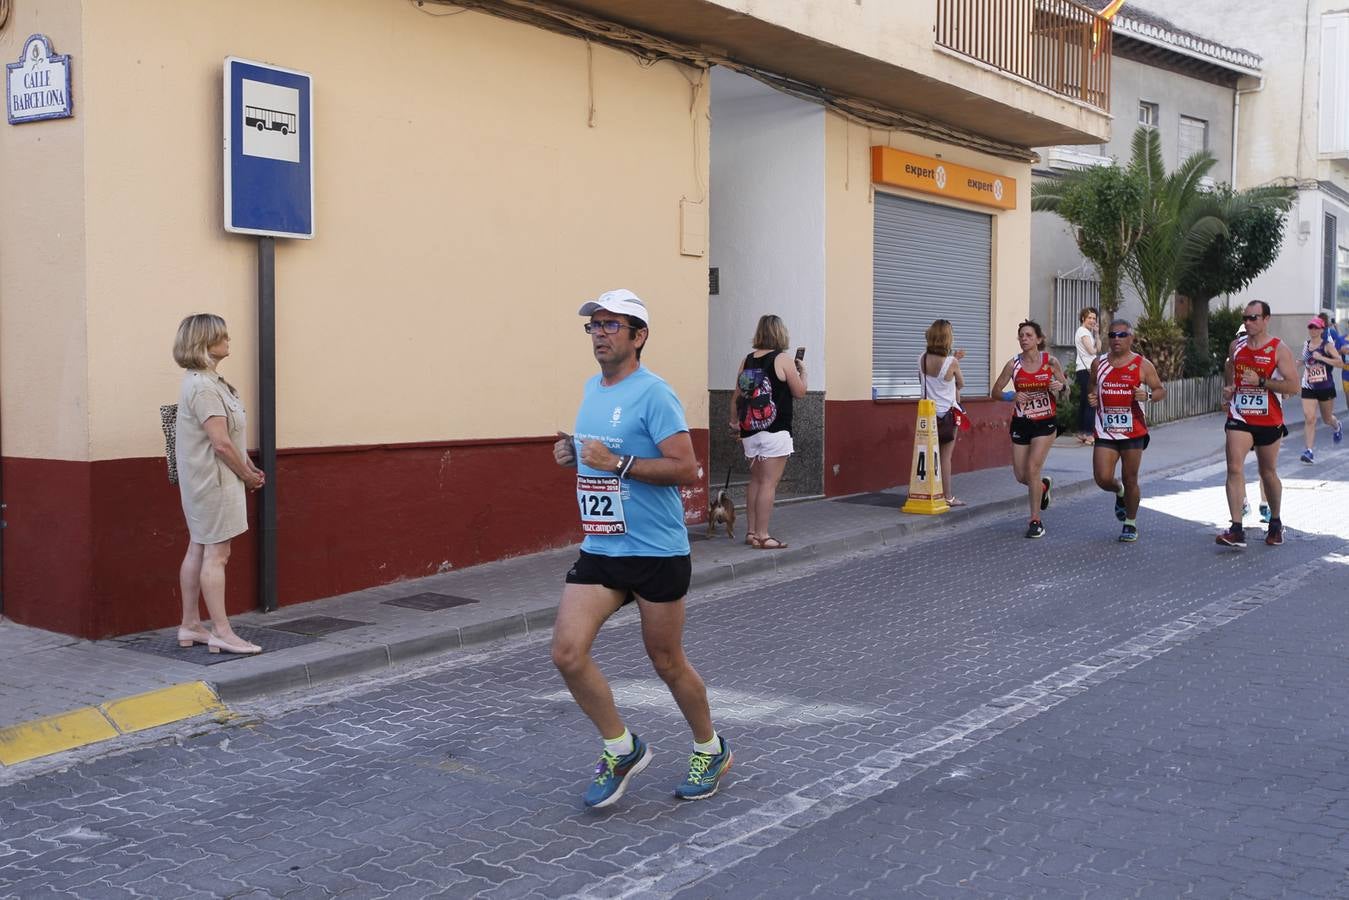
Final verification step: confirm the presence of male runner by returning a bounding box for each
[551,289,731,808]
[1217,301,1298,548]
[1086,319,1166,542]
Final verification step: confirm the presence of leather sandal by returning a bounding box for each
[755,536,788,550]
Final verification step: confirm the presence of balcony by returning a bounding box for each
[936,0,1113,113]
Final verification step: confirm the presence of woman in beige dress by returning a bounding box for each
[173,314,266,654]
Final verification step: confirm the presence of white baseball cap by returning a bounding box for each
[578,289,650,326]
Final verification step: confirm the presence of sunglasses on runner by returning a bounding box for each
[1242,314,1263,321]
[1107,330,1132,339]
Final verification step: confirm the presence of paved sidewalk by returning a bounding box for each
[0,407,1318,767]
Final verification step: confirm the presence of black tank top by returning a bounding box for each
[739,351,793,436]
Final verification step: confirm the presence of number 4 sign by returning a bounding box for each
[902,399,949,515]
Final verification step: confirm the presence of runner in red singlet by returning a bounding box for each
[1085,319,1166,543]
[992,320,1066,539]
[1217,301,1298,548]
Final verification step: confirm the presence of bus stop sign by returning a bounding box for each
[223,57,313,239]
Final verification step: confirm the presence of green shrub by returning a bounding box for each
[1056,359,1080,434]
[1209,306,1244,365]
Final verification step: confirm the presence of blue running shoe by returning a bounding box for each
[675,737,732,801]
[1335,422,1344,444]
[583,735,651,809]
[1118,524,1138,543]
[1114,490,1127,522]
[1259,503,1271,524]
[1301,449,1315,465]
[1242,498,1250,518]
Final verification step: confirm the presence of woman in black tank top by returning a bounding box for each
[730,315,808,549]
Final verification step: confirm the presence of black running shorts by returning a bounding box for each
[1301,386,1336,401]
[565,550,692,604]
[1009,416,1058,446]
[1224,419,1288,447]
[1094,434,1150,452]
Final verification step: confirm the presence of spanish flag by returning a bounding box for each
[1093,0,1125,56]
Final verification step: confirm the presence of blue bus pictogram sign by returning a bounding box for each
[223,57,314,239]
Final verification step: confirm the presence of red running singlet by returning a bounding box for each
[1012,352,1056,420]
[1228,336,1284,427]
[1093,353,1148,440]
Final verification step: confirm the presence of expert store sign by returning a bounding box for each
[7,34,73,124]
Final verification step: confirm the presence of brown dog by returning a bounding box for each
[706,489,736,540]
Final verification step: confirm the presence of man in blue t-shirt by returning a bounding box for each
[551,289,731,809]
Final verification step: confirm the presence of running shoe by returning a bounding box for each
[1259,503,1271,524]
[1040,476,1053,511]
[1215,527,1247,549]
[1025,519,1046,539]
[583,735,652,809]
[1115,490,1128,522]
[675,736,732,801]
[1265,524,1284,546]
[1118,524,1138,543]
[1335,422,1344,444]
[1241,498,1250,518]
[1300,449,1315,464]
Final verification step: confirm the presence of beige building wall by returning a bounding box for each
[46,0,709,460]
[823,114,1031,402]
[0,0,89,461]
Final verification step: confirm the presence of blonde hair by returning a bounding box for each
[173,314,228,370]
[924,319,953,356]
[751,314,790,351]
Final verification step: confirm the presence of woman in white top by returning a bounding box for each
[172,314,267,655]
[1073,307,1099,444]
[919,319,966,506]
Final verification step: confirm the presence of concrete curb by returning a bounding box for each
[0,682,224,766]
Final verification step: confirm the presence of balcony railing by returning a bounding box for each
[935,0,1112,112]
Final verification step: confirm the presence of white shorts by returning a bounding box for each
[741,430,794,459]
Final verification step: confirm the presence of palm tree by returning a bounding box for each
[1031,157,1144,322]
[1126,126,1294,378]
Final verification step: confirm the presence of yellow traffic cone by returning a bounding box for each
[901,398,949,515]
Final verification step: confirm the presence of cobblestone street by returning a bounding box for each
[2,450,1347,899]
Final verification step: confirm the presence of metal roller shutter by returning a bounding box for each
[872,193,992,399]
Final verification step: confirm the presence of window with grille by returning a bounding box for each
[1053,276,1100,348]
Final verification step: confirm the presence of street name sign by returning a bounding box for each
[223,57,314,239]
[7,34,73,124]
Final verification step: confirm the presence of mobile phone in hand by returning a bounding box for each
[795,347,806,361]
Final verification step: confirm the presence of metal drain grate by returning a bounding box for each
[265,616,370,636]
[120,624,316,666]
[382,593,480,611]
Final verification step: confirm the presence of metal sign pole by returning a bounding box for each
[258,237,278,613]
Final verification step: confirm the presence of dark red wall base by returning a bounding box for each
[2,429,709,639]
[824,398,1013,496]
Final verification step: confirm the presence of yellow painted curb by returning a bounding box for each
[101,681,223,734]
[0,681,227,766]
[0,707,119,766]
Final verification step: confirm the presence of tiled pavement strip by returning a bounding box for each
[0,420,1344,897]
[0,408,1312,769]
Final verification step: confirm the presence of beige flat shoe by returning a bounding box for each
[208,634,262,655]
[177,626,211,648]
